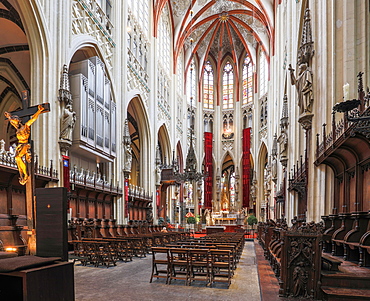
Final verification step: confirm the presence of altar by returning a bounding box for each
[214,217,237,225]
[205,226,225,234]
[211,212,240,226]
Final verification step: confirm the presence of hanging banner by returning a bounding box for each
[204,132,213,209]
[125,179,129,217]
[242,128,251,208]
[62,155,70,192]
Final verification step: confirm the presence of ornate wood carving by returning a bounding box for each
[279,222,323,299]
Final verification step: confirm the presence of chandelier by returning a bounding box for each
[173,11,206,184]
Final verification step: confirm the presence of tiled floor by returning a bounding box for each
[73,239,303,301]
[74,241,262,301]
[254,240,289,301]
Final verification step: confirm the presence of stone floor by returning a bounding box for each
[74,241,262,301]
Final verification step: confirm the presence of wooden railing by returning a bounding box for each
[316,72,370,161]
[128,184,152,201]
[70,167,122,195]
[0,151,58,182]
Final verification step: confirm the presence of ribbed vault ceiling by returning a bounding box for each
[156,0,274,72]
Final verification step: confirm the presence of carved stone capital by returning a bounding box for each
[59,140,72,156]
[298,113,314,130]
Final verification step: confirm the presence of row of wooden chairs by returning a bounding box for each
[150,233,244,287]
[68,218,190,246]
[70,240,118,268]
[69,230,189,267]
[166,242,240,271]
[150,247,234,287]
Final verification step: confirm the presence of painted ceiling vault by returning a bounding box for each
[155,0,274,73]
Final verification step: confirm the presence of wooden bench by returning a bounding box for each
[342,212,370,261]
[331,213,353,256]
[321,253,342,271]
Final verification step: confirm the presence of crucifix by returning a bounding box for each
[4,90,49,253]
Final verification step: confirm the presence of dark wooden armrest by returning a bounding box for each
[322,253,341,271]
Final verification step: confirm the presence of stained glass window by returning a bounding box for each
[203,61,214,109]
[187,59,196,106]
[177,54,183,95]
[158,8,171,73]
[259,50,268,96]
[242,54,253,105]
[223,62,234,109]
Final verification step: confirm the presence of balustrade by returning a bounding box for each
[70,167,121,194]
[0,145,58,182]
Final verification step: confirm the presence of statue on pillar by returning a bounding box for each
[123,119,132,173]
[289,63,313,115]
[155,144,162,186]
[58,64,76,154]
[59,103,76,142]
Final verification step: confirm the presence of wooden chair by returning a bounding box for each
[94,241,116,268]
[216,244,237,272]
[70,240,89,266]
[189,249,210,286]
[210,249,232,288]
[168,248,190,285]
[150,247,170,284]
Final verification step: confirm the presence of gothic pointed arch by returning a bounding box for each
[0,0,33,150]
[221,55,236,108]
[219,152,236,212]
[202,59,215,110]
[257,142,269,221]
[157,124,172,165]
[127,95,151,189]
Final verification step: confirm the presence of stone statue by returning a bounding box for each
[124,144,132,172]
[59,103,76,141]
[250,181,257,199]
[264,168,271,193]
[278,131,288,158]
[289,63,313,115]
[271,156,277,181]
[5,105,46,185]
[155,164,161,186]
[204,209,211,226]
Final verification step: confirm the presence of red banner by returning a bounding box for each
[156,189,160,208]
[204,132,213,209]
[242,128,251,208]
[156,189,162,217]
[125,179,129,217]
[62,155,70,192]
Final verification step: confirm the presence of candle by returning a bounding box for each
[343,83,350,100]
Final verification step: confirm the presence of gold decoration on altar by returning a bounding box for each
[5,105,46,185]
[221,186,230,211]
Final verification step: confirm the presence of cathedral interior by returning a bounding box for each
[0,0,370,300]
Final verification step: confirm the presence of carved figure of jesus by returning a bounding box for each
[5,105,45,185]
